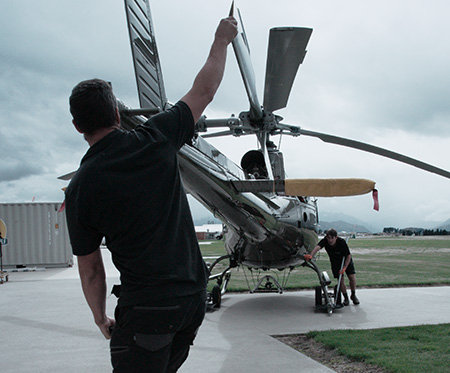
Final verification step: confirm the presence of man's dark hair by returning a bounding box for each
[326,228,338,237]
[69,79,118,134]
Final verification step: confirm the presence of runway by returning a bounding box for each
[1,250,449,372]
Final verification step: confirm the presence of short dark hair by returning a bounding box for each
[69,79,118,134]
[326,228,337,238]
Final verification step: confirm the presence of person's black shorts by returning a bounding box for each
[331,258,356,278]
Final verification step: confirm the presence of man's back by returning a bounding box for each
[66,101,208,306]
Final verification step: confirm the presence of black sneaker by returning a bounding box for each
[343,298,350,306]
[351,294,360,305]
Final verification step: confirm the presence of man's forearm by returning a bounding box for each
[343,254,352,270]
[77,249,115,339]
[78,249,108,325]
[191,38,229,107]
[310,245,320,257]
[80,268,107,324]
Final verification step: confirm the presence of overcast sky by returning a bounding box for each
[1,0,450,231]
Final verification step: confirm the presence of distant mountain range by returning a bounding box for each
[318,220,371,234]
[194,212,450,234]
[195,213,374,233]
[318,211,377,233]
[435,218,450,231]
[318,212,450,233]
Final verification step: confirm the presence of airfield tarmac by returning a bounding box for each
[1,248,449,373]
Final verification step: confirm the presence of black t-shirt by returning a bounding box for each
[65,101,208,305]
[317,236,351,267]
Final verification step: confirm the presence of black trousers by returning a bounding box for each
[110,291,206,373]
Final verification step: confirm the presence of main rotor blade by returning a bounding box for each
[58,170,77,181]
[229,1,234,17]
[263,27,312,113]
[231,178,375,197]
[124,0,167,111]
[296,128,450,180]
[232,8,263,121]
[201,130,236,138]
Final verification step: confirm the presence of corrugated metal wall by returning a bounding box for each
[0,203,73,267]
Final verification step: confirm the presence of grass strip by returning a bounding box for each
[307,324,450,372]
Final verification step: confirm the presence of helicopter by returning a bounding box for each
[60,0,450,314]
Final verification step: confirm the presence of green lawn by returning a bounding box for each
[307,324,450,372]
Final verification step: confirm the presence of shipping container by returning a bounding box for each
[0,203,72,267]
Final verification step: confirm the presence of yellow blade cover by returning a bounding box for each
[0,218,7,239]
[284,178,376,197]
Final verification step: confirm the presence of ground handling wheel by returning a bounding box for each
[315,286,323,306]
[211,284,221,308]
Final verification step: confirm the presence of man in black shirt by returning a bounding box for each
[305,229,360,306]
[66,16,237,373]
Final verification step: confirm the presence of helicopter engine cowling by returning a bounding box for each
[241,150,267,179]
[241,145,286,181]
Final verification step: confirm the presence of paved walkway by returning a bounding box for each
[1,250,449,372]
